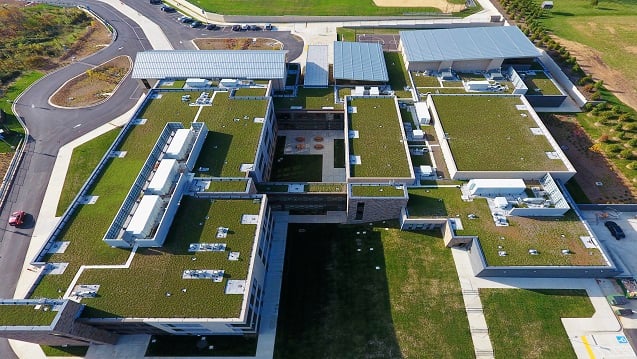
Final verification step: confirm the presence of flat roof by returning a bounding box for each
[78,198,263,319]
[400,26,540,63]
[334,41,388,82]
[132,50,287,80]
[348,97,412,178]
[304,45,329,87]
[431,95,567,172]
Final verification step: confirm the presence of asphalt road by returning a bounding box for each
[0,2,304,357]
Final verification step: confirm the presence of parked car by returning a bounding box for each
[149,0,162,4]
[265,23,273,31]
[249,24,260,31]
[190,21,202,28]
[205,23,218,30]
[160,5,175,12]
[179,16,193,23]
[240,24,249,31]
[605,220,626,240]
[231,25,241,31]
[8,210,25,227]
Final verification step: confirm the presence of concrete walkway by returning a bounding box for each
[451,247,637,359]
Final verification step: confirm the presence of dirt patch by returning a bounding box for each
[0,153,14,179]
[373,0,465,11]
[555,36,637,112]
[50,56,131,108]
[543,114,637,203]
[193,38,283,50]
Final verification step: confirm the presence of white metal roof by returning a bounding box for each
[414,102,431,120]
[304,45,329,87]
[147,159,178,195]
[131,50,287,79]
[165,129,193,159]
[333,41,388,82]
[127,195,162,236]
[468,178,526,189]
[400,26,540,63]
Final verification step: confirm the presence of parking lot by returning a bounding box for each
[583,209,637,276]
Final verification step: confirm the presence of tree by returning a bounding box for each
[590,0,599,6]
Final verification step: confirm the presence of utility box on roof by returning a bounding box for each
[146,159,178,195]
[165,129,194,161]
[185,78,208,88]
[414,102,431,125]
[126,195,163,240]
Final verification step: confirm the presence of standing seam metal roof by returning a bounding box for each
[333,42,388,82]
[304,45,329,87]
[399,26,540,63]
[131,50,287,79]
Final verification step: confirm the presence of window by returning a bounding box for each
[355,202,365,220]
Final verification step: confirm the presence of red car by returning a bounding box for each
[9,211,25,226]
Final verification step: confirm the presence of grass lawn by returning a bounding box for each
[56,129,120,216]
[194,92,268,177]
[269,136,323,182]
[79,198,261,318]
[190,0,439,15]
[274,223,473,358]
[384,52,413,98]
[41,346,88,357]
[407,187,606,266]
[273,87,340,110]
[31,92,199,300]
[0,71,43,151]
[523,72,562,96]
[0,305,58,326]
[432,96,567,171]
[351,185,405,197]
[481,289,594,359]
[349,97,412,178]
[540,0,637,89]
[333,138,345,168]
[146,335,257,357]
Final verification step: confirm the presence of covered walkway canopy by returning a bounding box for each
[304,45,329,88]
[333,41,388,83]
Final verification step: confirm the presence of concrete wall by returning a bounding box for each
[452,59,495,72]
[508,207,569,217]
[347,188,408,223]
[538,50,587,107]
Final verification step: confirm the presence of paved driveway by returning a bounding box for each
[583,210,637,276]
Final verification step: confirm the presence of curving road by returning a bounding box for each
[0,1,303,357]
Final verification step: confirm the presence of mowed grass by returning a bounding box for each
[56,129,120,216]
[195,92,268,177]
[349,97,412,178]
[481,289,594,359]
[432,96,567,171]
[541,0,637,86]
[274,223,473,358]
[0,305,58,326]
[31,92,200,300]
[0,71,43,151]
[191,0,439,15]
[384,52,413,98]
[79,198,260,319]
[407,187,606,266]
[269,136,323,182]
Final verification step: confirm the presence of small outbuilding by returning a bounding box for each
[467,179,526,197]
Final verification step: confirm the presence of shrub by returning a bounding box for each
[623,123,637,132]
[598,134,610,143]
[619,113,633,123]
[627,138,637,147]
[594,80,604,89]
[591,92,602,101]
[619,149,635,160]
[627,162,637,170]
[606,144,623,153]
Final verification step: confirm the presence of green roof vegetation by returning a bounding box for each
[79,198,261,319]
[482,289,593,359]
[0,304,58,326]
[159,80,185,88]
[56,129,120,216]
[273,87,341,110]
[275,223,472,358]
[255,184,289,192]
[407,187,606,266]
[205,179,249,192]
[432,96,567,171]
[305,183,345,193]
[31,92,200,300]
[523,72,562,96]
[194,92,268,177]
[384,52,413,98]
[234,88,267,97]
[411,73,440,87]
[351,185,405,197]
[348,97,411,178]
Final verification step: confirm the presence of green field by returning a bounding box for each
[482,289,594,359]
[0,71,43,152]
[432,96,567,171]
[188,0,440,16]
[274,224,473,358]
[541,0,637,88]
